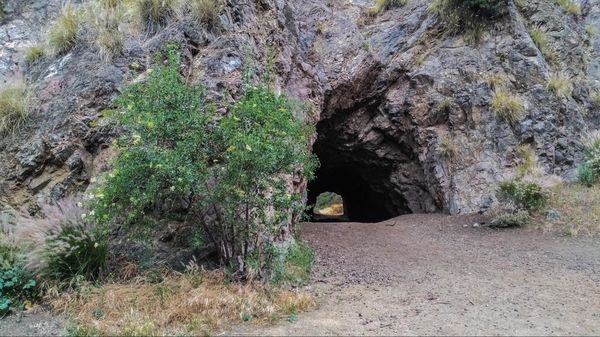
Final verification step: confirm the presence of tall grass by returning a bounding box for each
[190,0,221,27]
[127,0,180,34]
[48,5,80,55]
[0,84,29,134]
[491,89,524,125]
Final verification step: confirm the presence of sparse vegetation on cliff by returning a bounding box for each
[491,90,524,125]
[0,84,29,134]
[547,73,573,98]
[48,5,80,55]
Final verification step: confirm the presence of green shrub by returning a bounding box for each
[0,84,29,134]
[577,163,597,187]
[491,90,524,125]
[270,240,314,286]
[491,210,531,228]
[92,46,317,278]
[25,45,46,64]
[0,234,38,316]
[48,5,80,55]
[581,133,600,185]
[190,0,221,27]
[14,199,107,287]
[498,179,549,212]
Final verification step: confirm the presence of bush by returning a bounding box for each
[25,45,46,64]
[491,210,531,228]
[190,0,221,27]
[498,179,549,212]
[491,90,524,125]
[92,46,317,279]
[0,84,29,134]
[0,234,37,316]
[577,163,597,187]
[13,199,107,286]
[48,5,80,55]
[270,241,314,286]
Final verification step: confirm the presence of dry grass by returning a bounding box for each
[491,89,525,125]
[538,184,600,236]
[127,0,180,34]
[370,0,409,15]
[487,73,508,90]
[190,0,221,28]
[48,5,80,55]
[25,45,46,63]
[556,0,580,15]
[438,135,457,159]
[515,144,541,177]
[52,270,314,335]
[0,84,30,134]
[530,27,557,64]
[547,73,572,98]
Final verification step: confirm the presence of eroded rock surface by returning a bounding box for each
[1,0,599,218]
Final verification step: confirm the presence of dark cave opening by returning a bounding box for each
[307,114,414,223]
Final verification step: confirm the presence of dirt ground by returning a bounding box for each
[3,214,600,336]
[232,214,600,336]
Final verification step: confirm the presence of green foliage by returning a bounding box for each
[190,0,221,27]
[0,84,29,134]
[25,45,46,64]
[315,192,342,211]
[270,241,314,286]
[0,235,37,316]
[370,0,409,15]
[43,225,107,283]
[48,5,80,55]
[579,134,600,187]
[491,89,524,125]
[92,46,317,277]
[66,324,102,337]
[491,210,531,228]
[577,163,597,187]
[498,179,549,212]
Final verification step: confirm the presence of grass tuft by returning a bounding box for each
[370,0,409,15]
[127,0,180,34]
[491,89,524,125]
[556,0,580,15]
[48,5,80,55]
[190,0,221,28]
[530,27,557,64]
[25,45,46,64]
[438,135,457,159]
[0,84,30,134]
[547,73,572,97]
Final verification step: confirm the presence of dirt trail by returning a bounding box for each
[234,214,600,336]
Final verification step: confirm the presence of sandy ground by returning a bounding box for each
[232,214,600,336]
[3,213,600,336]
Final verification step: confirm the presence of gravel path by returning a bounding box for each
[235,214,600,336]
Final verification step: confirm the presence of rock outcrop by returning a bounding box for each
[1,0,599,219]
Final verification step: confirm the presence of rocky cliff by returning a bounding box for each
[1,0,599,218]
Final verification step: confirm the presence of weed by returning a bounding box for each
[438,135,457,159]
[577,163,597,187]
[498,178,549,212]
[491,89,524,125]
[491,210,531,228]
[487,73,508,90]
[0,84,29,134]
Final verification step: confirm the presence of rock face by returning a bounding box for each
[1,0,599,220]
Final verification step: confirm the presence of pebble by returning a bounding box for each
[473,223,480,228]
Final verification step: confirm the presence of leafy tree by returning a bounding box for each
[92,46,317,278]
